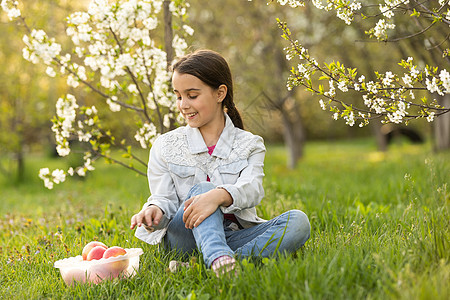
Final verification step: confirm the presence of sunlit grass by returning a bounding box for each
[0,139,449,299]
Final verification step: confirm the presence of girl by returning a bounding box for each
[130,50,310,276]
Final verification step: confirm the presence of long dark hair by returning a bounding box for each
[171,49,244,129]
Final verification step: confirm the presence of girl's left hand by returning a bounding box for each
[183,189,230,229]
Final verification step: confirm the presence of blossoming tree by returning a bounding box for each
[1,0,193,188]
[272,0,449,139]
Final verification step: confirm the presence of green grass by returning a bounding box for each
[1,139,449,299]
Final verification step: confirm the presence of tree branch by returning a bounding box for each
[108,27,153,123]
[96,152,147,177]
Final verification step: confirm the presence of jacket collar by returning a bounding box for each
[185,113,236,159]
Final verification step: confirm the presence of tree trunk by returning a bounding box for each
[271,34,307,169]
[163,0,174,68]
[13,95,25,183]
[163,0,177,132]
[16,139,25,182]
[434,94,450,151]
[371,121,388,152]
[280,101,306,169]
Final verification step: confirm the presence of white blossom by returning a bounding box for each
[46,66,56,77]
[77,168,86,177]
[366,81,378,94]
[426,77,441,95]
[297,63,310,79]
[379,5,394,19]
[319,99,327,110]
[39,168,50,177]
[107,97,121,112]
[349,2,362,11]
[39,167,66,189]
[337,80,348,92]
[52,169,66,184]
[56,143,70,157]
[43,179,54,189]
[52,94,79,157]
[277,0,304,8]
[324,80,336,97]
[135,123,158,149]
[77,66,87,81]
[67,167,74,176]
[182,24,194,36]
[78,131,91,142]
[143,16,158,30]
[128,84,139,95]
[410,66,419,78]
[373,19,396,40]
[402,73,413,87]
[1,0,21,20]
[439,69,450,93]
[84,158,95,171]
[344,111,355,126]
[382,71,395,87]
[163,113,171,128]
[67,74,79,88]
[172,34,188,58]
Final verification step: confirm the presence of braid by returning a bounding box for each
[224,99,244,130]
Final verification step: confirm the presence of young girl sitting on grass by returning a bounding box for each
[130,49,310,276]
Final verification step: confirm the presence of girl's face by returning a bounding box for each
[172,71,226,132]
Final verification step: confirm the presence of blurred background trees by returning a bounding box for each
[0,0,447,184]
[0,0,79,182]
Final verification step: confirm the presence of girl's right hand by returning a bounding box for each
[130,205,163,230]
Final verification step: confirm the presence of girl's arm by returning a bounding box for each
[182,186,232,229]
[130,136,179,230]
[217,135,266,213]
[183,134,265,228]
[144,136,180,218]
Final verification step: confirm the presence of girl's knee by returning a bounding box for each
[187,181,216,198]
[196,181,215,191]
[286,210,311,242]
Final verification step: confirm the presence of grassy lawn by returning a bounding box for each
[0,139,449,299]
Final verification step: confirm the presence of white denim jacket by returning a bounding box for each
[135,113,266,245]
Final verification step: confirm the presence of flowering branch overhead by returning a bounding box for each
[1,0,193,189]
[279,19,449,126]
[270,0,449,127]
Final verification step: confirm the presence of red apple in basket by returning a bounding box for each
[86,246,107,261]
[102,246,129,278]
[82,241,107,260]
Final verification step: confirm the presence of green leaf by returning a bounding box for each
[410,9,420,17]
[318,84,325,94]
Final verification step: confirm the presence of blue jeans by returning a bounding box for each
[164,182,311,267]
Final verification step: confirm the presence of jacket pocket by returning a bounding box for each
[218,159,248,184]
[168,163,196,200]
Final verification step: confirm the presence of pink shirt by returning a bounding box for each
[207,145,216,156]
[206,145,215,181]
